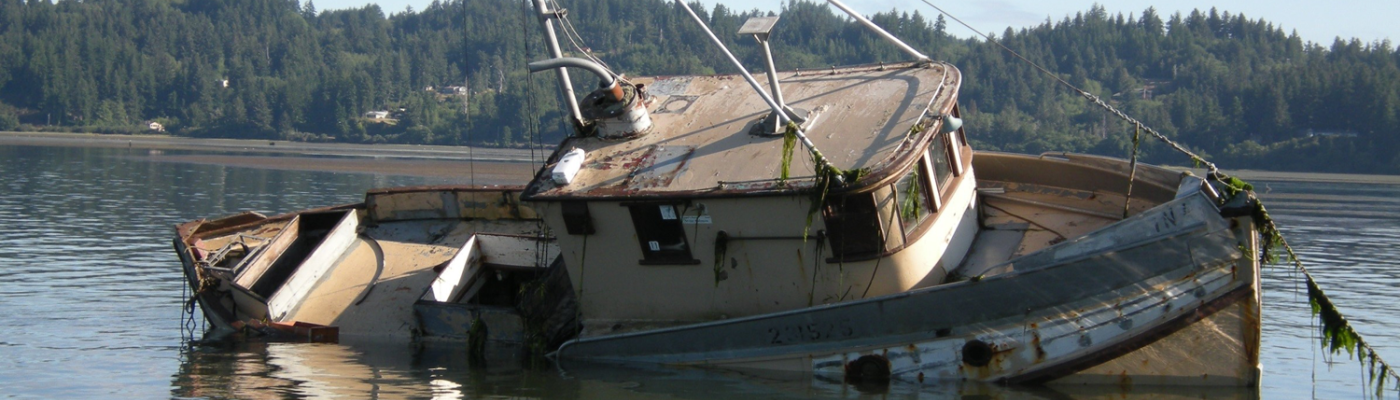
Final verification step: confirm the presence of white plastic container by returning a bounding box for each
[552,148,586,185]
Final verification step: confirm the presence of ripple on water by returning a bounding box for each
[3,148,1398,398]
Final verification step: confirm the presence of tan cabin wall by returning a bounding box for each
[541,173,980,328]
[543,196,839,325]
[863,170,980,294]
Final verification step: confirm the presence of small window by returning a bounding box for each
[561,202,594,235]
[893,162,935,234]
[823,193,884,258]
[628,204,697,264]
[928,133,955,191]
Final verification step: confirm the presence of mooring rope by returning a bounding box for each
[916,0,1400,392]
[917,0,1215,174]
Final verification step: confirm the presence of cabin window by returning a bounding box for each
[951,105,968,174]
[627,204,698,265]
[823,193,884,258]
[929,133,955,191]
[561,201,595,235]
[893,162,935,234]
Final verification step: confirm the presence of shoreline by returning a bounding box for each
[6,131,1400,185]
[0,131,543,183]
[0,130,544,162]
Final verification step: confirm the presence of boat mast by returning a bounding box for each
[531,0,584,128]
[826,0,930,62]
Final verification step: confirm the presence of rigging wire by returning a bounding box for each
[520,0,540,169]
[916,0,1216,174]
[549,0,626,83]
[464,0,476,186]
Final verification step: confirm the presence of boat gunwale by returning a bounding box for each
[680,258,1247,376]
[175,185,535,244]
[1004,284,1255,384]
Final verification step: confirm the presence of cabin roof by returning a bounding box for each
[524,61,961,200]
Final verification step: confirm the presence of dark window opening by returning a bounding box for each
[628,204,697,265]
[561,201,594,235]
[823,193,884,258]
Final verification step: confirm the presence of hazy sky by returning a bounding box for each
[315,0,1395,47]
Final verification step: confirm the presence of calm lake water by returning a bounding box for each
[1,144,1397,399]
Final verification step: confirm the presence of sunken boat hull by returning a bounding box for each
[549,152,1262,386]
[174,186,577,349]
[174,0,1265,388]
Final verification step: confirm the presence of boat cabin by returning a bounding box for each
[521,62,980,335]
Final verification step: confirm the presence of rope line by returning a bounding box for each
[1123,123,1140,218]
[550,0,621,80]
[917,0,1216,174]
[521,0,540,169]
[465,0,476,186]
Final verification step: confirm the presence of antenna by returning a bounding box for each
[674,0,842,183]
[738,16,807,135]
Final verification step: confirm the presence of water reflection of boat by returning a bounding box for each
[170,339,1259,400]
[173,0,1265,388]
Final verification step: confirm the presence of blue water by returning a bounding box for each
[0,144,1396,399]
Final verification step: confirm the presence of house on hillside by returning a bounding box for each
[147,121,165,132]
[364,111,389,120]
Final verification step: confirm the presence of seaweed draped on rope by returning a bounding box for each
[917,0,1397,392]
[777,122,866,241]
[1219,175,1399,395]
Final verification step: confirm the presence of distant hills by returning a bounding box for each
[0,0,1396,173]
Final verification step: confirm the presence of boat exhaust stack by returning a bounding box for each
[527,57,652,139]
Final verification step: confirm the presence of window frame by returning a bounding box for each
[821,192,885,261]
[892,159,936,236]
[627,203,700,265]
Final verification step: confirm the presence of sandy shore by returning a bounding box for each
[1,131,544,183]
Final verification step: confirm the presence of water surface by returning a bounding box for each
[1,144,1396,399]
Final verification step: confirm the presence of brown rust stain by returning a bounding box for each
[1031,331,1047,363]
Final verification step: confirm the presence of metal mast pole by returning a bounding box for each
[826,0,930,62]
[675,0,839,183]
[532,0,584,127]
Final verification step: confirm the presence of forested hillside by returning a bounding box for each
[1,0,1397,173]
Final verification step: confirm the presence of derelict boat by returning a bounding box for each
[173,0,1264,387]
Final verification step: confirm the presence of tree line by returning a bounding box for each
[0,0,1396,173]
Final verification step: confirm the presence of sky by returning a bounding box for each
[315,0,1395,47]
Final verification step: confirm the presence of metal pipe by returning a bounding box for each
[526,57,623,101]
[674,0,829,170]
[756,38,786,111]
[527,57,615,87]
[532,0,584,126]
[826,0,930,62]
